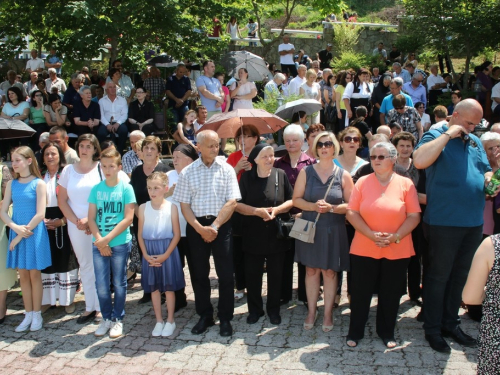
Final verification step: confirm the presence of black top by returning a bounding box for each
[128,99,155,125]
[350,121,370,148]
[239,168,293,254]
[389,49,401,60]
[318,49,333,70]
[165,75,192,108]
[130,162,172,206]
[73,100,101,121]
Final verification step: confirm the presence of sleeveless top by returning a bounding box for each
[142,201,173,240]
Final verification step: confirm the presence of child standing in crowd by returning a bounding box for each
[1,146,51,332]
[88,149,136,338]
[137,172,184,337]
[175,110,197,150]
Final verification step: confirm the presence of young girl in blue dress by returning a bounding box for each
[0,146,51,332]
[137,172,185,337]
[175,110,197,150]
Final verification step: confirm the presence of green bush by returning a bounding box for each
[395,34,422,58]
[253,91,303,119]
[332,51,371,71]
[333,24,362,55]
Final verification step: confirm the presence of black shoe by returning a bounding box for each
[442,326,477,347]
[269,314,281,325]
[138,294,152,304]
[410,298,423,307]
[0,316,5,324]
[191,316,215,334]
[416,310,424,322]
[76,311,97,324]
[220,320,233,337]
[246,312,264,324]
[175,300,187,313]
[425,333,451,353]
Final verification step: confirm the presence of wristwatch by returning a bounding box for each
[395,233,400,244]
[210,223,219,232]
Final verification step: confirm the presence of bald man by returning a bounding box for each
[376,125,391,138]
[413,99,492,353]
[490,123,500,134]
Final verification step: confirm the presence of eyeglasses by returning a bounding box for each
[394,106,405,110]
[316,141,334,149]
[344,136,360,143]
[370,155,392,160]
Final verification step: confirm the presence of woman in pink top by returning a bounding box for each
[215,72,230,113]
[346,142,420,348]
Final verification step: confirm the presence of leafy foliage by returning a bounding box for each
[332,51,370,72]
[253,91,302,119]
[332,24,362,55]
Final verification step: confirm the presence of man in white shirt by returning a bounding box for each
[492,81,500,116]
[26,49,45,74]
[99,82,129,154]
[427,64,447,106]
[24,72,39,95]
[288,65,307,96]
[45,68,67,94]
[0,70,27,101]
[278,35,297,78]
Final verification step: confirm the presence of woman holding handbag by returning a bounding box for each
[236,144,294,325]
[293,131,353,332]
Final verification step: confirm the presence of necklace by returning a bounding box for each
[377,173,394,197]
[55,226,64,249]
[19,173,32,178]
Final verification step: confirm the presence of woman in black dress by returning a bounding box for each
[236,144,294,325]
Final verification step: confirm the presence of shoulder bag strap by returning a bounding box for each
[312,168,337,225]
[97,162,103,181]
[273,170,278,207]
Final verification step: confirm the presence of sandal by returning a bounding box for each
[303,310,318,330]
[346,337,358,348]
[382,338,397,348]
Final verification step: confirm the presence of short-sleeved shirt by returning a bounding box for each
[73,100,101,122]
[387,106,421,140]
[122,150,142,174]
[30,106,46,124]
[379,93,414,115]
[143,77,166,101]
[88,179,136,247]
[46,54,63,75]
[2,102,30,124]
[415,126,491,227]
[166,75,191,108]
[173,156,241,217]
[26,58,44,72]
[318,49,332,70]
[279,43,295,65]
[348,173,421,259]
[44,104,68,123]
[196,75,222,112]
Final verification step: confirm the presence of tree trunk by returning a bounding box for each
[109,37,119,67]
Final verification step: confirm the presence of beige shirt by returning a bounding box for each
[64,148,80,164]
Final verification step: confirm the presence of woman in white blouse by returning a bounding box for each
[300,69,321,124]
[230,68,257,110]
[342,68,374,121]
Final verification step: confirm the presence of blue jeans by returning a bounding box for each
[170,105,189,127]
[422,224,482,334]
[93,242,131,321]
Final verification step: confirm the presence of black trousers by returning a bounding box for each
[127,122,157,137]
[233,235,246,291]
[186,217,234,321]
[175,237,189,306]
[281,64,298,78]
[407,224,424,300]
[245,251,286,317]
[348,255,410,341]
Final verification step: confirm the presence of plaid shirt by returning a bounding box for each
[122,150,142,174]
[143,77,166,100]
[173,156,241,217]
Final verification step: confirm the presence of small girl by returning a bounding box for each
[348,106,373,158]
[175,110,197,150]
[0,146,51,332]
[137,172,185,337]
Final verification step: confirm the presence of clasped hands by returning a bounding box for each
[9,224,33,251]
[106,122,120,133]
[200,226,218,243]
[371,232,396,248]
[256,207,280,221]
[145,254,166,267]
[315,199,332,214]
[94,236,112,256]
[44,218,64,230]
[76,218,91,235]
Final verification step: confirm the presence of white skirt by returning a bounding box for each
[41,269,79,306]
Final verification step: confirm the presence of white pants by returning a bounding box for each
[68,222,100,312]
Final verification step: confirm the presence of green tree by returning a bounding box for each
[402,0,500,87]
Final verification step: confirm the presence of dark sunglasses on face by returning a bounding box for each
[316,141,334,149]
[370,155,391,160]
[344,136,360,143]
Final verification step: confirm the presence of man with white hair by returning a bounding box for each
[427,64,447,106]
[288,65,307,96]
[99,81,129,154]
[264,73,286,101]
[122,130,145,176]
[35,132,50,166]
[490,123,500,134]
[26,49,44,74]
[62,73,85,110]
[392,62,411,83]
[24,72,39,95]
[403,72,426,108]
[380,77,414,125]
[45,68,67,93]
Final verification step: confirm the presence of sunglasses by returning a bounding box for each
[344,136,360,143]
[394,106,405,110]
[316,141,334,149]
[370,155,392,160]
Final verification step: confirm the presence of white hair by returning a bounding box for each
[130,130,146,139]
[39,132,50,144]
[274,73,286,81]
[196,129,219,144]
[48,68,57,74]
[392,77,404,87]
[480,131,500,144]
[283,124,305,141]
[370,142,397,159]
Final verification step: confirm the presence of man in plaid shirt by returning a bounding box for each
[122,130,145,176]
[143,67,166,102]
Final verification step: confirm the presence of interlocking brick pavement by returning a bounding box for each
[0,260,479,374]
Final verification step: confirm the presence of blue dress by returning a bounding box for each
[141,201,185,293]
[7,179,51,270]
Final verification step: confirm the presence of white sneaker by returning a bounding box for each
[94,319,112,337]
[162,321,176,337]
[30,311,43,331]
[152,322,164,337]
[109,321,123,338]
[15,311,33,332]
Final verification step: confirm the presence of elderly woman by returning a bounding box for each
[304,124,325,159]
[275,125,316,305]
[481,132,500,236]
[41,142,79,314]
[130,136,172,304]
[73,86,103,141]
[230,68,257,110]
[128,87,156,136]
[58,134,103,323]
[44,93,68,127]
[236,144,294,324]
[346,142,421,348]
[300,69,321,124]
[387,94,422,141]
[294,132,354,331]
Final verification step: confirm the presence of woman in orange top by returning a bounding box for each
[346,142,420,348]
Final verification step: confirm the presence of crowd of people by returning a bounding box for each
[0,40,500,374]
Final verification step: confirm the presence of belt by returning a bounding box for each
[197,215,217,220]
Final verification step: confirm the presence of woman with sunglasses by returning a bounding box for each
[414,102,430,131]
[387,94,422,141]
[293,131,353,332]
[334,128,368,176]
[335,71,352,134]
[346,142,420,348]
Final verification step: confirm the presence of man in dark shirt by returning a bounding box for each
[317,44,333,70]
[165,63,192,125]
[389,44,402,63]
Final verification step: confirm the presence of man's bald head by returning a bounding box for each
[490,123,500,134]
[377,125,391,138]
[449,98,483,133]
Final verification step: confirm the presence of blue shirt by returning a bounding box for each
[393,69,411,83]
[46,54,63,75]
[196,75,222,112]
[414,126,491,227]
[403,82,427,108]
[380,93,414,115]
[166,75,192,108]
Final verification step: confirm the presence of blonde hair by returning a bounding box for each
[306,69,317,79]
[135,139,144,152]
[147,171,168,186]
[11,146,42,179]
[312,131,340,159]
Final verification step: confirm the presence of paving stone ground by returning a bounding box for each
[0,260,479,374]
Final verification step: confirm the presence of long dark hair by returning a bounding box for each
[291,111,307,123]
[30,90,46,107]
[41,142,66,171]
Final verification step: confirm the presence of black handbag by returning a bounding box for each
[273,171,294,239]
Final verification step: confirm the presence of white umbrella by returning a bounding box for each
[221,51,273,82]
[274,99,322,120]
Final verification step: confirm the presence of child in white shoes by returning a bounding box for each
[137,172,185,337]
